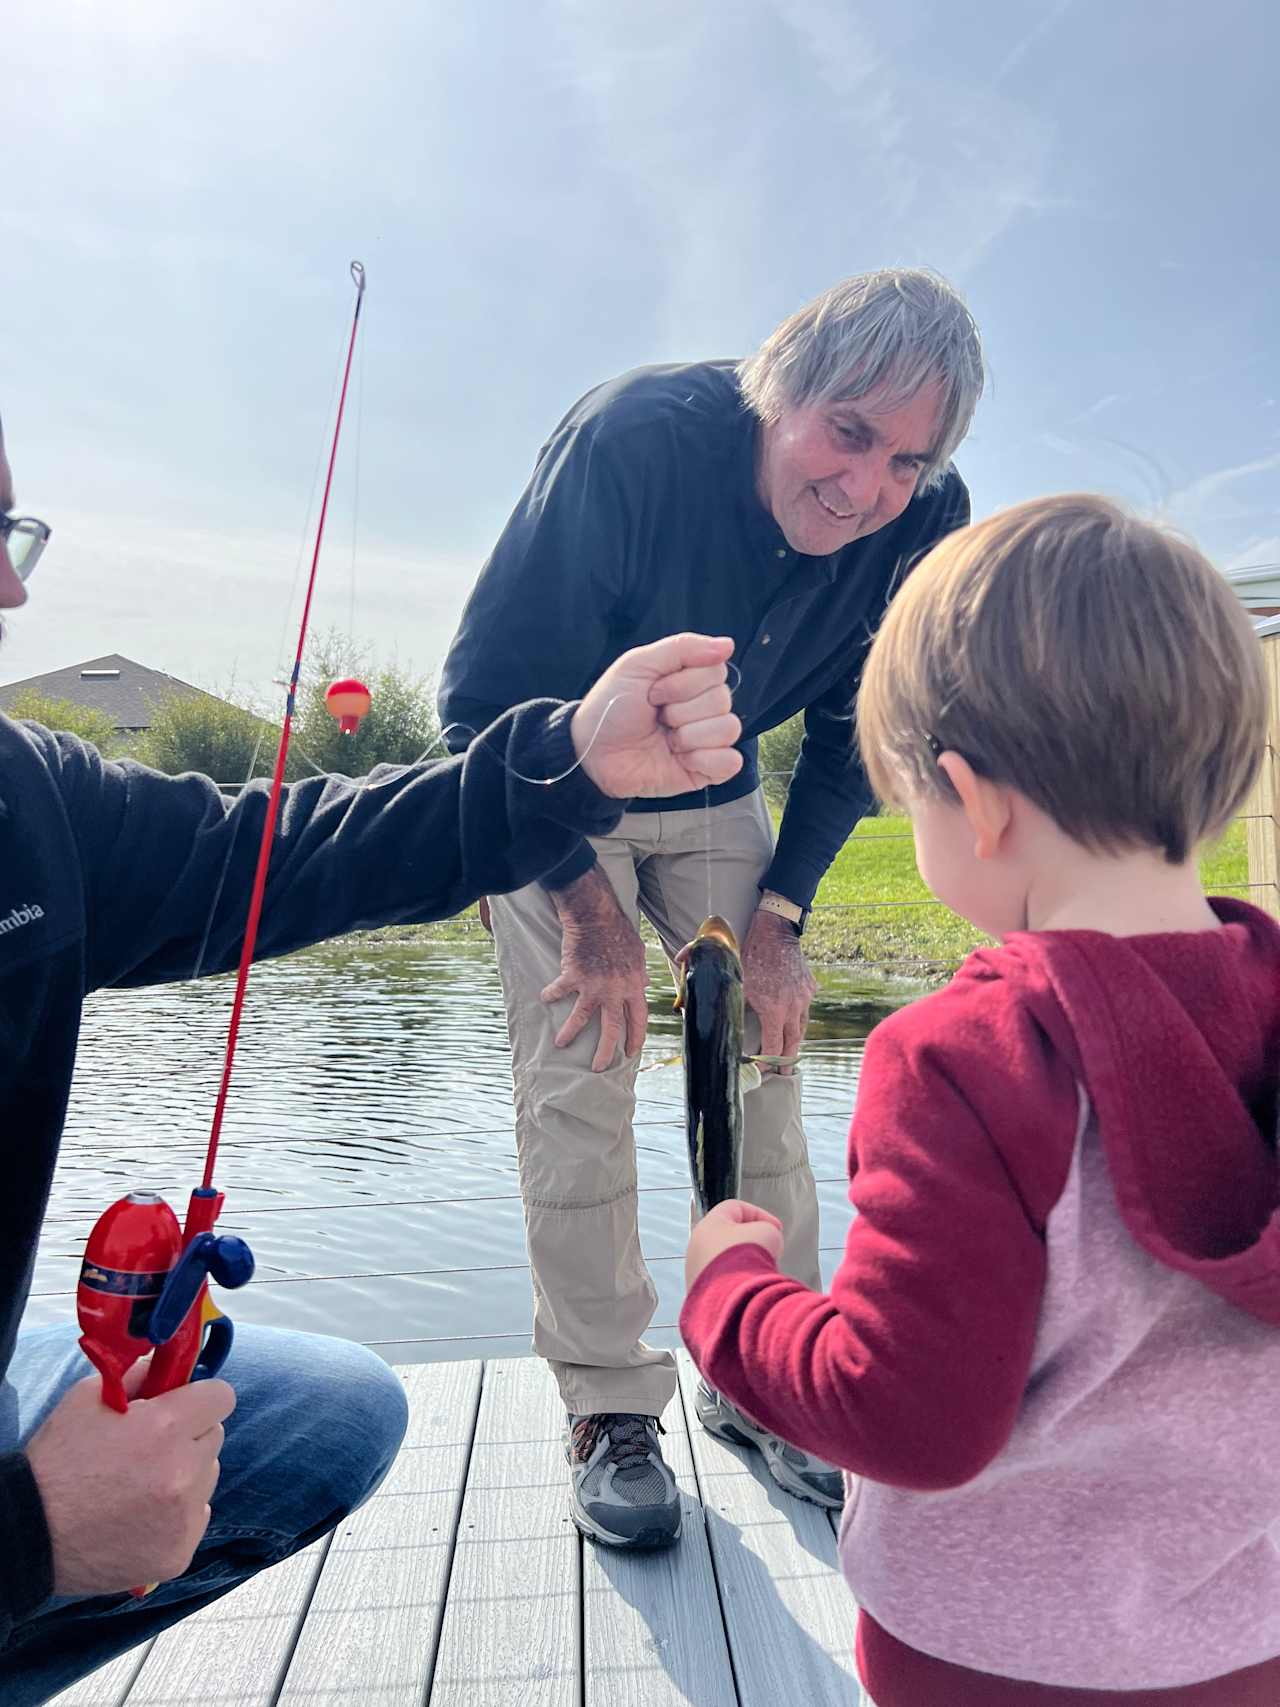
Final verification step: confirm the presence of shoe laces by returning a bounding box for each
[573,1412,664,1474]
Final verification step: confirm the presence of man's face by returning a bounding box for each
[756,377,944,555]
[0,439,29,610]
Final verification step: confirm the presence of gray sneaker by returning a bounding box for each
[696,1380,844,1510]
[566,1412,682,1549]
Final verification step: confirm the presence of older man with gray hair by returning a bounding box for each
[440,267,984,1550]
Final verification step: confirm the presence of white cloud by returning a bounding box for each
[1166,450,1280,524]
[991,0,1078,86]
[0,509,473,694]
[548,0,1056,350]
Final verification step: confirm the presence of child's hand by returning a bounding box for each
[686,1200,784,1289]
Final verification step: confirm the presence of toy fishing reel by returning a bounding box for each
[77,1188,255,1414]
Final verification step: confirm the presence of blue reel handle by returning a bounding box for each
[148,1233,256,1347]
[194,1315,235,1380]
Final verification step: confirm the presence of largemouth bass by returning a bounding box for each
[676,915,752,1217]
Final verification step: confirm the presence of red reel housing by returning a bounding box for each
[77,1193,183,1413]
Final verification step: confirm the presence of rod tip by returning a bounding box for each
[350,260,366,293]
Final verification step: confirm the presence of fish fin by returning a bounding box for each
[749,1053,801,1069]
[639,1054,683,1074]
[739,1062,762,1094]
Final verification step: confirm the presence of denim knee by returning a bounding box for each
[210,1327,408,1544]
[287,1337,409,1515]
[324,1341,409,1510]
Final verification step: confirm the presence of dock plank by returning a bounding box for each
[675,1353,858,1707]
[50,1643,154,1706]
[275,1361,481,1705]
[120,1540,326,1706]
[428,1358,579,1707]
[581,1377,736,1707]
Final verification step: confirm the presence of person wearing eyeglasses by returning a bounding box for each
[0,412,744,1705]
[0,480,49,605]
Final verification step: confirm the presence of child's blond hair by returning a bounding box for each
[857,494,1267,863]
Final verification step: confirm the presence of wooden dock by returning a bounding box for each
[53,1352,858,1706]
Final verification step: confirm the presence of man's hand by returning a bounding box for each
[686,1200,784,1289]
[741,908,817,1073]
[25,1372,235,1596]
[542,867,648,1071]
[571,633,742,799]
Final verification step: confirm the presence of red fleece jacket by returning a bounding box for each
[681,900,1280,1705]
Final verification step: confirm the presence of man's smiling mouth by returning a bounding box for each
[813,488,857,522]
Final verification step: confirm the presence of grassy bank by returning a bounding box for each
[360,814,1251,982]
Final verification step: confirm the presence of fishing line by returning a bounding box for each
[347,322,366,646]
[271,309,356,693]
[437,695,625,785]
[202,260,367,1192]
[187,282,364,988]
[188,725,270,984]
[703,659,741,917]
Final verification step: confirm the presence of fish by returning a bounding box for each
[673,915,800,1216]
[644,915,799,1215]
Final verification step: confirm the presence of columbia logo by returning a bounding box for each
[0,903,44,937]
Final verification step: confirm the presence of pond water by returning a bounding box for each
[30,941,920,1364]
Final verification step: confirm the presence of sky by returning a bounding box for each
[3,0,1277,694]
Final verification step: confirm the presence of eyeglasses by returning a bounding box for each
[0,514,51,582]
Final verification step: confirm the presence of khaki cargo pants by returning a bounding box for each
[489,789,821,1418]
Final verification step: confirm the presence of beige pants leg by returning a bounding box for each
[489,789,820,1418]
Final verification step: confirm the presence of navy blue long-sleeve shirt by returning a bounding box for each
[0,698,622,1646]
[439,361,970,906]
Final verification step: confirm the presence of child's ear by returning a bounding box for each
[936,752,1012,860]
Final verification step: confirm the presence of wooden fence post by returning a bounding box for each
[1245,626,1280,918]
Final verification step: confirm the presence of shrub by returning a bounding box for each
[6,691,122,755]
[289,632,441,779]
[134,692,280,785]
[758,711,805,808]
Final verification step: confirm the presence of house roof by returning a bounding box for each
[0,654,229,730]
[1226,563,1280,611]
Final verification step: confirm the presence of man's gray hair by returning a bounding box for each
[739,268,984,491]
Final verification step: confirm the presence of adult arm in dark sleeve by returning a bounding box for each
[43,698,625,992]
[765,470,972,909]
[0,1455,55,1642]
[438,417,636,890]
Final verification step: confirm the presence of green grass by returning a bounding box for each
[359,814,1252,983]
[801,813,1250,980]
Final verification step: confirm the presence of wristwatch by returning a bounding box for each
[757,890,807,936]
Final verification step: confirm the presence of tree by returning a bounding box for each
[6,691,121,755]
[133,691,281,785]
[758,712,805,809]
[126,635,441,788]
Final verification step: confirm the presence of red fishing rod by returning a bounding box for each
[76,264,373,1564]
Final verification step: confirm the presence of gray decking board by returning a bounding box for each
[426,1357,580,1707]
[122,1540,327,1707]
[51,1355,856,1706]
[581,1375,737,1707]
[275,1361,482,1706]
[51,1643,154,1706]
[675,1355,859,1707]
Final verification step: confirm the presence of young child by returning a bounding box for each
[681,493,1280,1706]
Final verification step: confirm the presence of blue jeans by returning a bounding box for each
[0,1323,409,1705]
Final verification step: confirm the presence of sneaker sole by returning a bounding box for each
[570,1497,682,1551]
[699,1407,843,1511]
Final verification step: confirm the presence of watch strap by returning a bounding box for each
[757,891,807,934]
